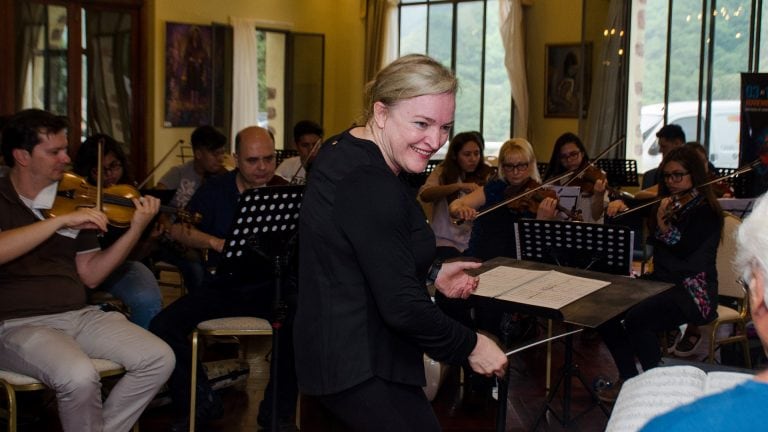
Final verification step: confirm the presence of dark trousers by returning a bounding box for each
[149,277,298,420]
[319,377,441,432]
[599,287,690,379]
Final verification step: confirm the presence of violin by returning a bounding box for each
[566,165,607,195]
[660,188,700,224]
[44,172,201,228]
[504,178,582,220]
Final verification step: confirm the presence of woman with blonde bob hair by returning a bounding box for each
[450,137,557,261]
[295,54,507,430]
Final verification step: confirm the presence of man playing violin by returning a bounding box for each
[0,109,174,432]
[150,126,296,431]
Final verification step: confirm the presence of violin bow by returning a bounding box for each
[613,158,761,219]
[289,136,323,185]
[137,139,184,189]
[96,138,104,212]
[562,136,625,187]
[453,170,575,225]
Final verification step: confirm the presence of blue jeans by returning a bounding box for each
[101,261,163,329]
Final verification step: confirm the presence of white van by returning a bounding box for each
[636,100,741,172]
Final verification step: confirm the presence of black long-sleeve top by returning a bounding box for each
[294,129,477,395]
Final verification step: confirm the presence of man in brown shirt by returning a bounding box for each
[0,109,175,432]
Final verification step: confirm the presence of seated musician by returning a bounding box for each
[543,132,608,223]
[419,131,495,260]
[640,191,768,430]
[0,109,174,431]
[275,120,323,184]
[154,125,229,293]
[450,138,557,262]
[597,145,723,402]
[606,124,686,216]
[446,138,557,402]
[149,126,296,431]
[72,134,163,329]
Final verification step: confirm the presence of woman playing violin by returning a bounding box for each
[597,145,723,401]
[450,138,557,262]
[544,132,608,223]
[71,134,163,329]
[419,131,495,259]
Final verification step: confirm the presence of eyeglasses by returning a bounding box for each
[559,150,582,161]
[104,161,123,173]
[501,162,529,173]
[662,171,689,182]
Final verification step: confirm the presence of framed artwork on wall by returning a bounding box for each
[545,43,593,118]
[164,22,213,127]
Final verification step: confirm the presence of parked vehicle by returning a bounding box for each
[635,100,740,172]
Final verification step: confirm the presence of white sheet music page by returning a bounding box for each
[475,266,610,309]
[605,365,753,432]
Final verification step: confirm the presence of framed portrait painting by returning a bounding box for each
[545,43,593,118]
[164,22,213,127]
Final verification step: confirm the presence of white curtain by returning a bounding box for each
[230,17,260,151]
[499,0,529,139]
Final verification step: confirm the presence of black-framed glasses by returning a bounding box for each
[501,162,529,173]
[559,150,581,161]
[103,161,123,173]
[662,171,689,182]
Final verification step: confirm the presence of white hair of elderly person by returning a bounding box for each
[637,192,768,431]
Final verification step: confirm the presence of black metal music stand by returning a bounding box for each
[217,184,304,431]
[515,219,634,276]
[513,219,632,429]
[594,158,640,188]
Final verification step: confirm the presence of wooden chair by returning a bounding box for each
[703,212,752,367]
[189,317,272,431]
[0,359,138,432]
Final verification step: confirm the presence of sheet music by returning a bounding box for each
[476,266,610,310]
[544,185,580,213]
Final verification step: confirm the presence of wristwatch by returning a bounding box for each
[426,259,444,286]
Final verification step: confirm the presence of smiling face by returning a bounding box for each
[372,93,455,174]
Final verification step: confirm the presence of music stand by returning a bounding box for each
[719,198,756,220]
[594,159,640,187]
[515,219,634,276]
[513,219,632,428]
[217,184,304,432]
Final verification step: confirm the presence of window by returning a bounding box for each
[3,0,146,176]
[398,0,513,158]
[628,0,763,171]
[255,29,324,150]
